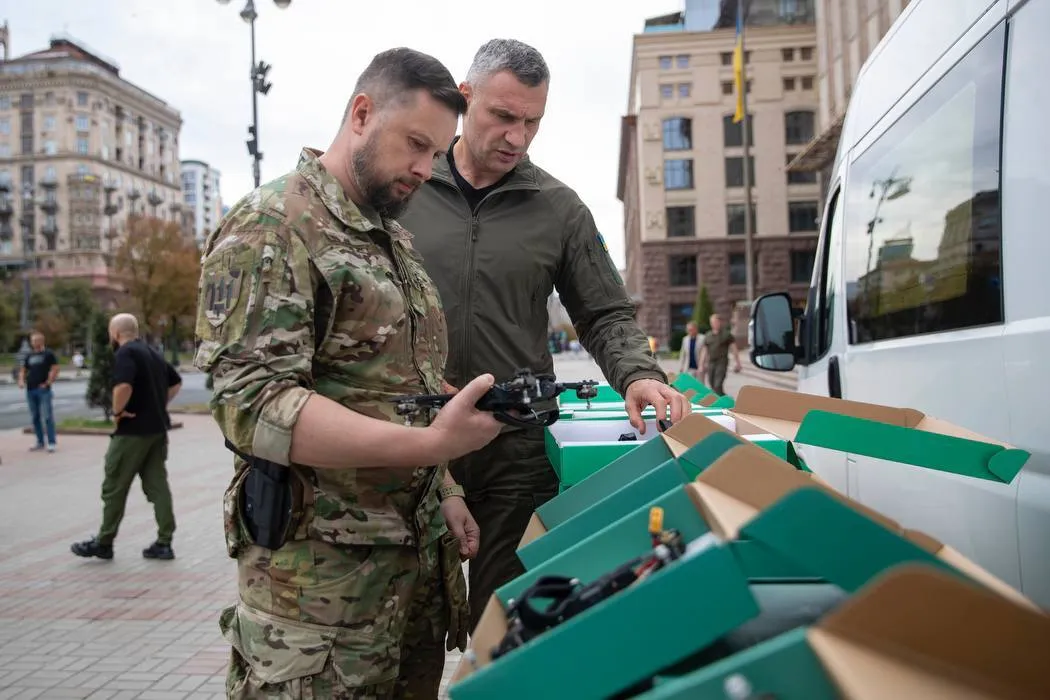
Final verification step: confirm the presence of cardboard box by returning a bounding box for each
[728,386,1030,484]
[634,564,1050,700]
[450,447,1038,694]
[544,414,738,487]
[518,434,788,570]
[557,404,728,421]
[558,382,622,405]
[526,412,795,552]
[726,386,1032,593]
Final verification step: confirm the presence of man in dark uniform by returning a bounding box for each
[699,313,742,395]
[398,38,690,633]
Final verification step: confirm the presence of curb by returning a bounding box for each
[21,422,185,436]
[739,366,798,390]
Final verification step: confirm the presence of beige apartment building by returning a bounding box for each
[618,0,822,350]
[788,0,911,184]
[0,29,185,309]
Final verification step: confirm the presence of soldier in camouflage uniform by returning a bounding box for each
[193,47,503,699]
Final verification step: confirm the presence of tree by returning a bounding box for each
[85,313,115,422]
[113,215,202,340]
[691,285,715,333]
[50,280,99,350]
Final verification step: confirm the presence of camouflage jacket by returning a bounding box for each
[193,147,449,549]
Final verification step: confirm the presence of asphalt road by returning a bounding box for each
[0,370,212,431]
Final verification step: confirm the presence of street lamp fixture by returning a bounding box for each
[216,0,292,188]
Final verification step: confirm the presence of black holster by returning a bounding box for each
[226,438,295,551]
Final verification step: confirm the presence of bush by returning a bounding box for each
[85,315,115,421]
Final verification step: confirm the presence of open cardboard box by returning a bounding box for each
[636,564,1050,700]
[528,412,791,548]
[728,386,1030,485]
[544,413,739,487]
[452,443,1037,688]
[518,433,792,571]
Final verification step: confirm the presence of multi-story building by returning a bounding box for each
[0,30,184,309]
[180,159,223,244]
[788,0,911,190]
[618,0,822,350]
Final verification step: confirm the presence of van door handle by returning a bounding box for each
[828,355,842,399]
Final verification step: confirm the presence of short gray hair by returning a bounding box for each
[465,39,550,88]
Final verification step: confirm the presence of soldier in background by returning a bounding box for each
[193,47,502,699]
[699,313,742,395]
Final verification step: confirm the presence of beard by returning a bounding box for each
[351,132,420,220]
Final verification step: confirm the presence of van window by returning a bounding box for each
[843,23,1005,345]
[805,187,840,362]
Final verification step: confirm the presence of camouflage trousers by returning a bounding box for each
[220,531,465,699]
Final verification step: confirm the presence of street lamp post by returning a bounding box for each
[216,0,291,189]
[16,183,35,362]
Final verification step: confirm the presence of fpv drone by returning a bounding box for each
[391,368,599,429]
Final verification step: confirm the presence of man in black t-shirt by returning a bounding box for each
[18,331,60,452]
[72,313,183,561]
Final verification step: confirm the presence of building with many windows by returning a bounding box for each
[0,30,184,309]
[618,0,822,350]
[788,0,911,187]
[180,159,222,244]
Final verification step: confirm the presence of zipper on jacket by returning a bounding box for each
[460,212,478,382]
[431,175,535,384]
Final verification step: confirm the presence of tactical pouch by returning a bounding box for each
[439,531,470,652]
[222,466,253,559]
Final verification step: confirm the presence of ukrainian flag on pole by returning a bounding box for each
[732,0,746,124]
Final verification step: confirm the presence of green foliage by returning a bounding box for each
[0,279,98,352]
[691,285,715,333]
[86,314,115,420]
[49,280,100,350]
[0,285,16,352]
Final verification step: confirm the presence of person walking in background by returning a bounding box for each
[18,331,59,453]
[71,313,182,561]
[699,313,742,395]
[677,321,702,379]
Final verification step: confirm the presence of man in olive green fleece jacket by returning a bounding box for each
[398,38,690,632]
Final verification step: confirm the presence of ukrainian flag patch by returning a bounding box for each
[596,232,609,252]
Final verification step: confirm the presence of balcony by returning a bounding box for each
[0,197,12,217]
[0,224,12,241]
[39,173,59,189]
[147,189,163,208]
[39,198,59,214]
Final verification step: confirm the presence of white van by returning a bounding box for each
[750,0,1050,609]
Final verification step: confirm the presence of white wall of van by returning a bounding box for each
[789,0,1050,609]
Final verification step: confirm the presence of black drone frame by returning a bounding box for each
[391,368,600,429]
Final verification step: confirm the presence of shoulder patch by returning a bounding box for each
[596,231,609,253]
[202,267,245,328]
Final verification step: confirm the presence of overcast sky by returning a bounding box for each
[7,0,686,269]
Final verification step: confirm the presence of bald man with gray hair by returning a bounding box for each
[398,38,689,633]
[71,312,183,561]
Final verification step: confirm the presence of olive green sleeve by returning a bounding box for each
[554,196,667,395]
[193,224,317,466]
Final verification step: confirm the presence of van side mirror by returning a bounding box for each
[750,292,797,372]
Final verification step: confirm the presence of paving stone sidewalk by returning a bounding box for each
[0,416,461,699]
